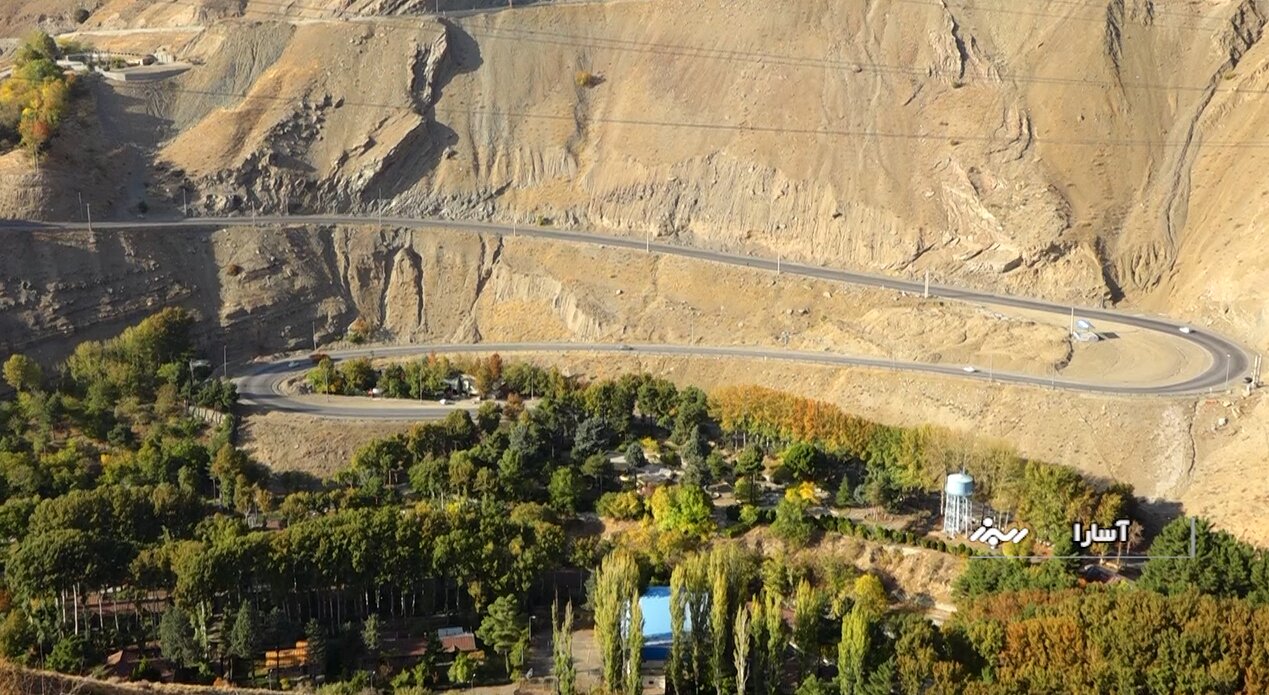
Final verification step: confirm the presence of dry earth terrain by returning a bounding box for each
[2,0,1269,541]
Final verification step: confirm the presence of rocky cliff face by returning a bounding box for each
[6,0,1269,350]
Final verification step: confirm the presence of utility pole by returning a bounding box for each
[182,187,188,217]
[1069,307,1075,337]
[1226,354,1232,390]
[86,203,92,232]
[924,271,930,299]
[222,345,228,378]
[777,251,781,274]
[312,320,317,352]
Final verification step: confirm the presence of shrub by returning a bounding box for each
[574,70,600,88]
[225,263,243,277]
[596,491,645,521]
[346,317,372,344]
[73,8,91,24]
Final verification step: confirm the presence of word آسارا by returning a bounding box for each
[1072,519,1131,549]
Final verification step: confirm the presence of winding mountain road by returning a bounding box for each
[5,214,1254,418]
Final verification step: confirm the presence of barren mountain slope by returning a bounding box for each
[18,0,1257,335]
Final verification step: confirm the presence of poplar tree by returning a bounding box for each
[625,592,644,695]
[762,591,785,695]
[669,566,690,695]
[594,551,639,690]
[733,604,751,695]
[791,581,823,680]
[709,563,730,695]
[552,599,576,695]
[837,606,869,695]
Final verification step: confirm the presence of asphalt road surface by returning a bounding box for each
[4,214,1254,416]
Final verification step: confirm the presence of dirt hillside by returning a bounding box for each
[5,0,1266,344]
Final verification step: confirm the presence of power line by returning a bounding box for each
[6,1,1264,148]
[218,0,1233,29]
[26,79,1269,149]
[111,0,1265,101]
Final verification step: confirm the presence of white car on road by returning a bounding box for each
[1179,326,1194,334]
[962,366,977,373]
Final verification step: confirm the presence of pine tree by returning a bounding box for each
[304,620,327,679]
[227,601,260,684]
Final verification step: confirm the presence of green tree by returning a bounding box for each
[795,675,828,695]
[624,441,647,469]
[339,358,376,393]
[549,467,582,515]
[361,613,382,665]
[227,601,260,683]
[893,616,937,695]
[307,357,341,394]
[852,574,887,617]
[593,551,640,691]
[771,496,815,549]
[448,650,475,686]
[791,580,823,680]
[760,591,785,695]
[837,605,870,695]
[781,442,821,482]
[1140,517,1253,598]
[45,634,88,674]
[0,610,35,660]
[3,355,42,393]
[669,565,690,695]
[159,605,198,668]
[478,595,528,674]
[734,603,751,695]
[305,619,327,679]
[552,599,576,695]
[649,484,715,538]
[625,592,644,695]
[572,417,612,459]
[582,452,614,492]
[735,445,764,481]
[709,561,731,695]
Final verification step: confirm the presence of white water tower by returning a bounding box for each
[943,473,976,537]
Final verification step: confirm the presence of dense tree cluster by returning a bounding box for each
[712,385,1131,544]
[5,309,1262,694]
[0,32,75,157]
[945,588,1269,693]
